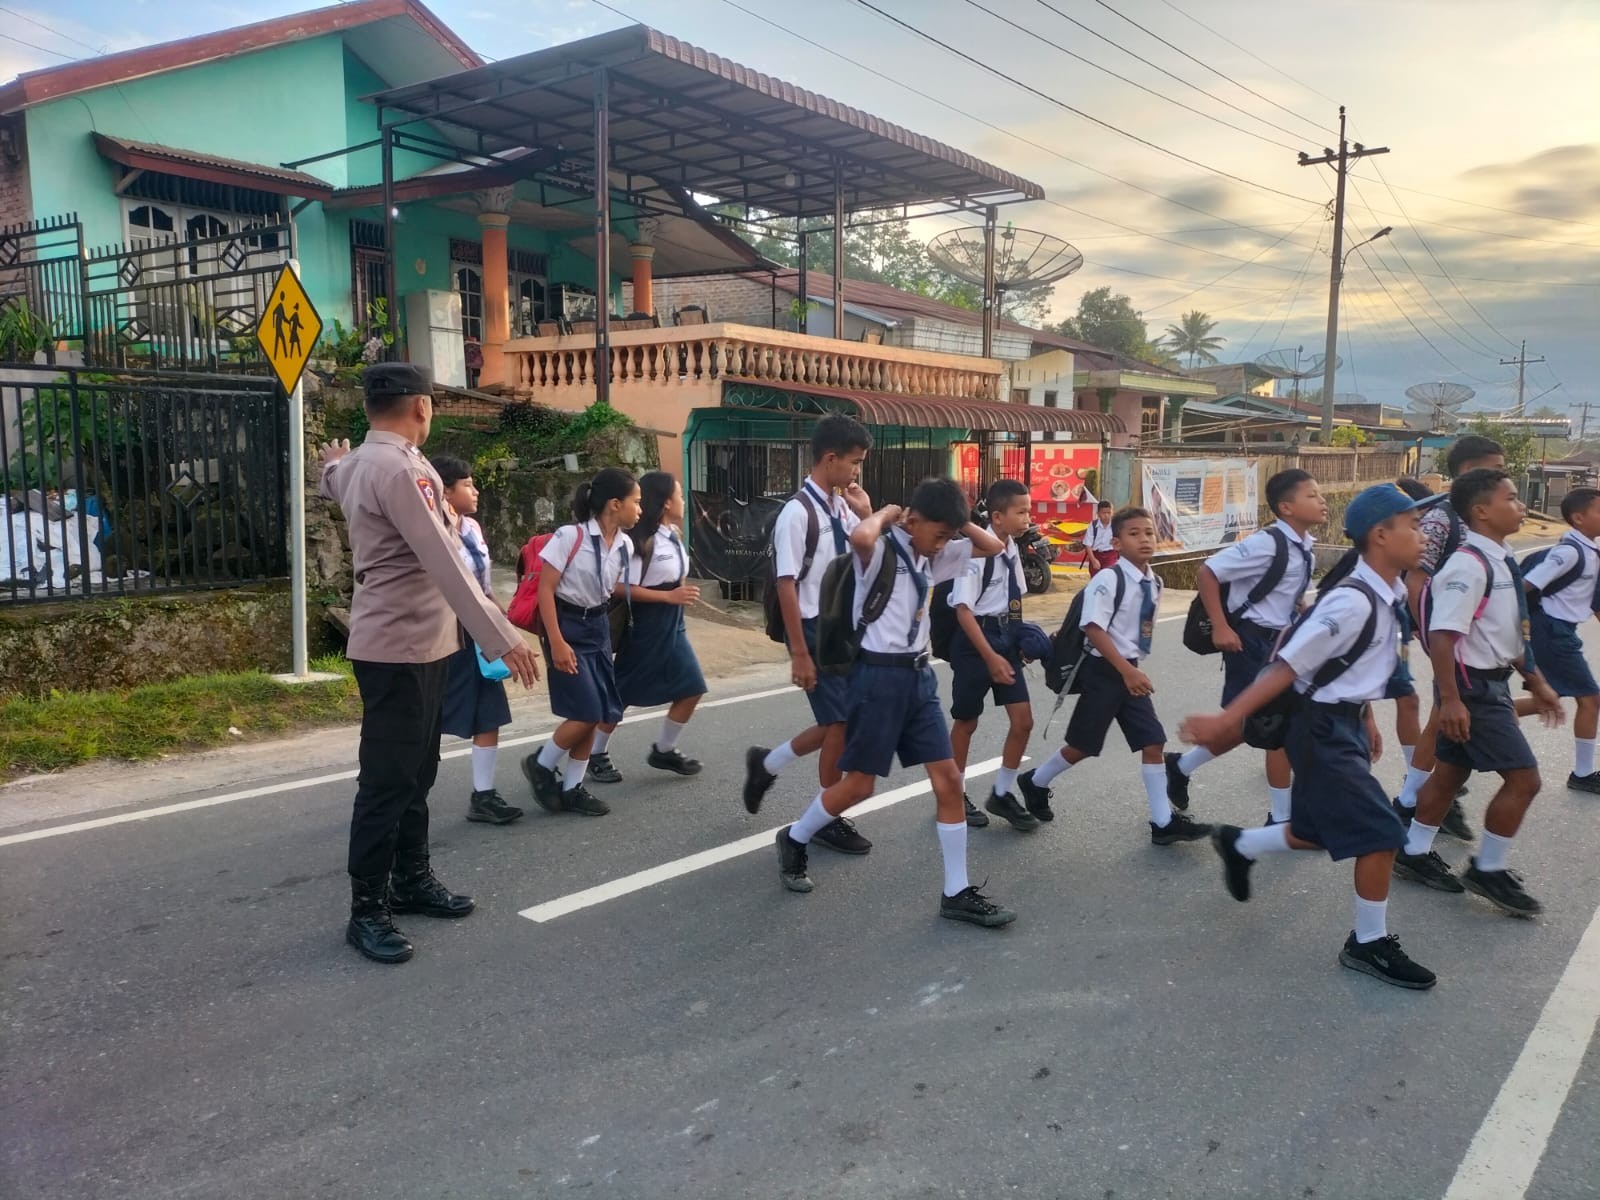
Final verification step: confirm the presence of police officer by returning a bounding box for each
[318,363,540,964]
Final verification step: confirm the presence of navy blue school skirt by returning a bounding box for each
[614,585,707,707]
[543,604,623,725]
[441,643,513,738]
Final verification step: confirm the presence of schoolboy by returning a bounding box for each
[743,414,877,851]
[767,478,1018,927]
[1167,469,1326,825]
[1085,499,1117,572]
[948,479,1037,830]
[1186,483,1437,990]
[1393,469,1563,916]
[1017,507,1213,845]
[1523,486,1600,793]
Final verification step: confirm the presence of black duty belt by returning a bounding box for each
[859,650,931,669]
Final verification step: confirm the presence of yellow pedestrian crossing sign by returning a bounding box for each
[256,265,322,394]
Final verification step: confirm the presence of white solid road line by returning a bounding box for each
[1442,902,1600,1200]
[0,683,794,850]
[519,756,1006,924]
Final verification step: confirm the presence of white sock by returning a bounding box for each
[657,717,686,752]
[1354,897,1389,944]
[471,745,497,793]
[1401,744,1416,770]
[1236,823,1292,859]
[537,740,564,771]
[789,793,833,844]
[1268,786,1293,825]
[1403,819,1439,857]
[592,728,612,755]
[1177,746,1214,776]
[994,765,1019,797]
[763,741,799,775]
[936,820,970,897]
[1143,764,1172,827]
[1032,749,1072,787]
[562,756,588,792]
[1477,830,1513,872]
[1576,738,1597,778]
[1397,766,1430,809]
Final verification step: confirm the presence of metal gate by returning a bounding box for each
[0,214,85,345]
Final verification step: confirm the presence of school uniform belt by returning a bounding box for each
[556,598,611,620]
[974,612,1016,628]
[1235,617,1285,638]
[1464,666,1514,682]
[1304,699,1367,718]
[858,650,931,669]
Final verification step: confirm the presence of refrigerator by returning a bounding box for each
[404,289,466,388]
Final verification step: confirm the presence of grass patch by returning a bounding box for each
[1,663,360,778]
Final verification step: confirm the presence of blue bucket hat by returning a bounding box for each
[1344,483,1427,542]
[1014,621,1054,664]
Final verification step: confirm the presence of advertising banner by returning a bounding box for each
[1140,458,1259,552]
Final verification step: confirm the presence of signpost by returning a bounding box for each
[256,262,332,683]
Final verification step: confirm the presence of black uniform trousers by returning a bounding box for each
[348,658,450,879]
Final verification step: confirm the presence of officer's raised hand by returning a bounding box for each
[319,439,352,470]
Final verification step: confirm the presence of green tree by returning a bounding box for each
[1047,287,1149,359]
[1462,415,1534,479]
[1161,310,1226,366]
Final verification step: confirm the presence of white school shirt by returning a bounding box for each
[1203,519,1316,631]
[627,526,688,588]
[950,535,1026,618]
[1087,518,1115,553]
[1279,558,1404,704]
[455,515,494,599]
[1081,556,1162,661]
[1524,529,1600,625]
[855,526,972,656]
[772,482,860,620]
[1428,528,1524,670]
[539,519,630,609]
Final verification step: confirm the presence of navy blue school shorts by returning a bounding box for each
[1383,651,1417,701]
[1285,702,1406,861]
[1222,622,1279,706]
[543,609,623,725]
[1529,610,1598,698]
[948,621,1031,721]
[1434,674,1538,774]
[794,616,849,727]
[837,660,953,778]
[441,644,513,739]
[1064,653,1166,757]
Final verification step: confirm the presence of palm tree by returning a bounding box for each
[1162,310,1226,367]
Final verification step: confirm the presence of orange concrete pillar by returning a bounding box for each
[627,216,659,320]
[475,187,514,389]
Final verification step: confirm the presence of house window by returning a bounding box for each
[1043,390,1058,408]
[1141,400,1162,442]
[350,220,387,330]
[451,241,484,344]
[509,248,548,336]
[1013,388,1031,405]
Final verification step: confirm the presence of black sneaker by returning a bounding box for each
[776,827,813,892]
[743,746,778,814]
[1164,752,1192,811]
[466,789,523,825]
[1151,811,1213,845]
[1338,932,1438,990]
[939,884,1016,928]
[520,752,564,814]
[1017,769,1054,822]
[1461,859,1543,918]
[963,794,990,828]
[1568,771,1600,795]
[1393,849,1465,892]
[559,783,611,817]
[1391,799,1416,828]
[811,816,872,855]
[587,752,623,784]
[1211,825,1253,902]
[648,746,703,776]
[985,790,1040,832]
[1440,798,1474,841]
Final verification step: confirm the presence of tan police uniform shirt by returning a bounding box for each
[319,430,521,664]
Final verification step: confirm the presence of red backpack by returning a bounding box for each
[507,526,582,634]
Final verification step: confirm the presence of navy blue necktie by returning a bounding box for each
[1005,553,1022,623]
[808,485,846,555]
[1138,577,1156,656]
[890,536,929,644]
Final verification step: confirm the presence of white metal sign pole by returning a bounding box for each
[286,257,309,679]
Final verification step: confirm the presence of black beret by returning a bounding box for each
[364,363,434,400]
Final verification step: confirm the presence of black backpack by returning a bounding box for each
[1183,526,1294,655]
[1241,579,1384,751]
[761,492,820,643]
[1521,542,1600,614]
[929,556,998,661]
[814,533,901,676]
[1044,565,1127,695]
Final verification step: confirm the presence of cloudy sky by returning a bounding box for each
[5,0,1596,414]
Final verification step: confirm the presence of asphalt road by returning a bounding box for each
[3,593,1599,1200]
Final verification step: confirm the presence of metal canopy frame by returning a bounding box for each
[364,23,1044,400]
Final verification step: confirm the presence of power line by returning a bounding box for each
[1232,225,1326,364]
[0,6,102,55]
[1348,246,1509,385]
[1374,181,1600,230]
[1150,0,1339,107]
[1144,211,1322,314]
[0,29,76,60]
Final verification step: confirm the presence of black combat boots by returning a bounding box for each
[387,849,475,919]
[346,874,413,964]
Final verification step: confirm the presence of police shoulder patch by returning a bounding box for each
[416,476,437,511]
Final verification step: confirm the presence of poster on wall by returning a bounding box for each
[1020,444,1101,522]
[1140,458,1259,552]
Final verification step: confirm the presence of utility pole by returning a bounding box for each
[1576,399,1594,444]
[1299,106,1389,439]
[1499,339,1545,417]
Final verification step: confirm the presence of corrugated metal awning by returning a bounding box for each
[93,134,334,199]
[789,385,1124,436]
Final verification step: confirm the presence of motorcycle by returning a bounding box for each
[970,501,1055,595]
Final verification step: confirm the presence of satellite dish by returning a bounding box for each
[926,226,1083,314]
[1404,381,1475,432]
[1253,346,1341,403]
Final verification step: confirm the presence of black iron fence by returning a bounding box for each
[1,362,287,603]
[0,214,85,347]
